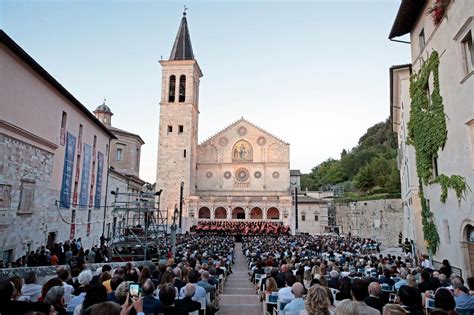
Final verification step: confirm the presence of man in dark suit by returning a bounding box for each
[142,279,163,314]
[328,270,339,289]
[364,282,384,313]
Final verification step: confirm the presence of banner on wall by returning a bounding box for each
[79,144,92,209]
[94,152,104,209]
[60,132,76,208]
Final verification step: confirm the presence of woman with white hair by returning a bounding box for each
[44,286,66,315]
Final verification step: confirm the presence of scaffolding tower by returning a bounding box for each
[109,190,168,262]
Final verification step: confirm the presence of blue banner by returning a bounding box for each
[79,144,91,209]
[94,151,104,209]
[60,132,76,208]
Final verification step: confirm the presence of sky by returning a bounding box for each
[1,0,411,183]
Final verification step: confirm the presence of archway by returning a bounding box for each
[267,207,280,220]
[250,207,263,219]
[232,207,246,219]
[198,207,211,219]
[215,207,227,219]
[465,224,474,276]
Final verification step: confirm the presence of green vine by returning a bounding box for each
[433,174,470,204]
[419,180,440,253]
[408,50,469,254]
[408,50,447,183]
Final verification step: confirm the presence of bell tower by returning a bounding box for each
[156,11,202,229]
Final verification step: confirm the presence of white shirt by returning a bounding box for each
[278,287,295,301]
[421,259,432,269]
[18,283,42,302]
[179,284,207,304]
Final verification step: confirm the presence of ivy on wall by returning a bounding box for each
[408,50,469,254]
[419,180,440,253]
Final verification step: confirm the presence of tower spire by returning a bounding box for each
[169,9,194,60]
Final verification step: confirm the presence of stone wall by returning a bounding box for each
[335,199,403,249]
[0,261,152,285]
[0,134,54,261]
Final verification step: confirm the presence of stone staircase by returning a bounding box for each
[217,243,261,315]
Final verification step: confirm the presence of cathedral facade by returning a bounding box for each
[156,13,294,232]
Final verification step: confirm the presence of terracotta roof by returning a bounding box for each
[109,126,145,145]
[0,30,116,139]
[170,12,194,60]
[388,0,426,39]
[297,195,328,204]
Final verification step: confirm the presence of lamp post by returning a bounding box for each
[170,207,179,258]
[294,187,299,234]
[178,181,184,231]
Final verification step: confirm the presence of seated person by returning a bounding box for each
[283,282,305,313]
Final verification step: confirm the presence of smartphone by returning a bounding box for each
[389,293,397,303]
[129,283,140,299]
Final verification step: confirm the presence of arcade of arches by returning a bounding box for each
[196,206,281,220]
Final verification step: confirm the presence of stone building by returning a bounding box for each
[93,102,147,237]
[155,13,332,234]
[335,199,404,249]
[0,30,115,264]
[389,0,474,276]
[390,65,427,257]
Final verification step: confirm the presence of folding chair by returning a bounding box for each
[263,292,278,315]
[273,299,292,315]
[200,297,206,315]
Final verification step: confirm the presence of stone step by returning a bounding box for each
[224,282,253,287]
[224,288,256,295]
[224,283,254,288]
[219,294,260,305]
[217,304,261,315]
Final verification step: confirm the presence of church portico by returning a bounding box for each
[188,195,292,229]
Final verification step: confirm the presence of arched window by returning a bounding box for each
[168,75,176,102]
[179,75,186,102]
[198,207,211,219]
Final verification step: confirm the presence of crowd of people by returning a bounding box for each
[244,234,474,314]
[1,236,110,269]
[0,235,234,315]
[2,231,474,314]
[191,221,290,235]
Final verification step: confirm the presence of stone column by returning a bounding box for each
[210,206,215,220]
[227,206,232,220]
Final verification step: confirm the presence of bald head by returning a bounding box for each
[184,283,196,298]
[281,264,288,273]
[292,282,305,298]
[368,282,381,297]
[201,271,210,280]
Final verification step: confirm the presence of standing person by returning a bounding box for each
[438,260,452,278]
[403,239,412,254]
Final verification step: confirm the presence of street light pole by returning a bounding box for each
[170,207,178,258]
[178,181,184,231]
[294,187,299,234]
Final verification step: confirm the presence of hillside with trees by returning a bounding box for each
[301,118,401,199]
